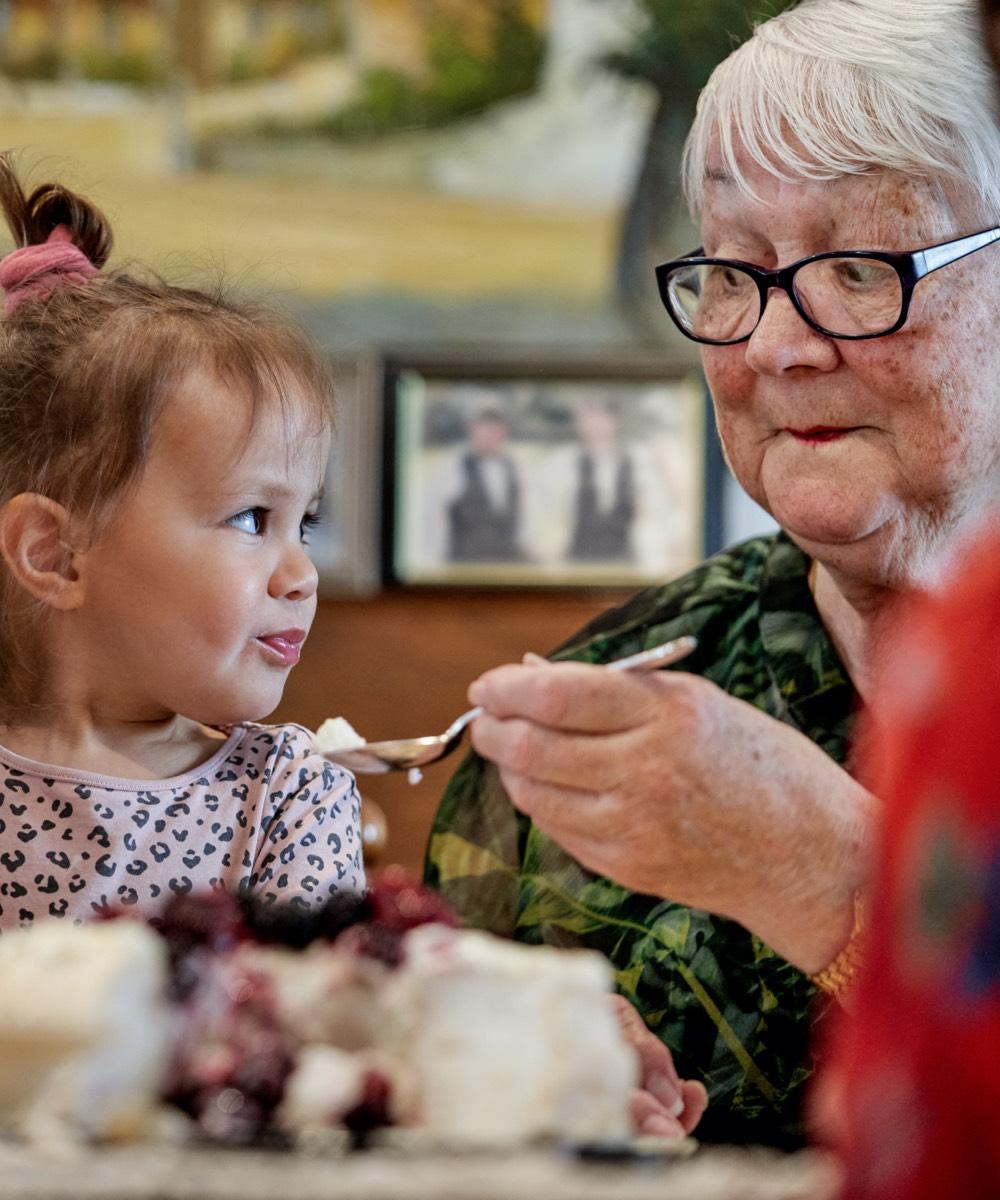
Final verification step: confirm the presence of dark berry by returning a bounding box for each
[152,890,246,958]
[238,890,369,948]
[365,867,458,932]
[335,922,404,968]
[165,963,295,1144]
[343,1068,392,1137]
[151,891,247,1001]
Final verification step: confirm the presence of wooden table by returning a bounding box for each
[0,1140,839,1200]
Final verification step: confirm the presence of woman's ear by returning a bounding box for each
[0,493,84,610]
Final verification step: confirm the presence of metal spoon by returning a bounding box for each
[321,636,698,775]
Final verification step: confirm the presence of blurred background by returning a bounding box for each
[0,0,781,871]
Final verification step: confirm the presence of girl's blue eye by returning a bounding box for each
[228,508,265,534]
[300,511,322,544]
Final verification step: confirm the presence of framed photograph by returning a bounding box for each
[310,350,384,595]
[387,351,710,587]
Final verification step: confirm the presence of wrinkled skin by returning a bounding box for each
[468,656,872,974]
[468,153,1000,1130]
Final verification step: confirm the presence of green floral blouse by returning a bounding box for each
[424,533,858,1147]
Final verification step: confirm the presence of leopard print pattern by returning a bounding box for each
[0,722,364,930]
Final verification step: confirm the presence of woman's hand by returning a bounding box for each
[467,659,874,974]
[610,994,707,1138]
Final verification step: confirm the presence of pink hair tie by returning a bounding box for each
[0,224,100,315]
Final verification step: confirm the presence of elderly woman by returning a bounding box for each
[425,0,1000,1147]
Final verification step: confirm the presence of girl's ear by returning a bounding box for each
[0,493,84,610]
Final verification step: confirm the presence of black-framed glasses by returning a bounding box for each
[655,225,1000,345]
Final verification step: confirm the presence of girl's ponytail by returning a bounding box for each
[0,155,112,266]
[0,156,109,314]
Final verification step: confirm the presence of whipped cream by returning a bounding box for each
[313,717,367,754]
[383,924,637,1145]
[0,919,170,1142]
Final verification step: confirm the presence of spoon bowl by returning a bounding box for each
[320,636,697,775]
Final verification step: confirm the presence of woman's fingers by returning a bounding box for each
[492,767,616,844]
[678,1080,708,1135]
[468,660,663,732]
[630,1088,686,1139]
[610,995,681,1094]
[608,994,708,1140]
[470,714,636,793]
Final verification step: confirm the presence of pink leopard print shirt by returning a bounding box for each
[0,722,364,931]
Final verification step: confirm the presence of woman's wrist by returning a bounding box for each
[738,777,875,975]
[809,891,865,1002]
[745,878,859,975]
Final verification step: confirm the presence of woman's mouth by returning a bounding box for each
[786,426,857,444]
[256,629,306,667]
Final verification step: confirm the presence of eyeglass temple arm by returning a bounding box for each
[914,226,1000,279]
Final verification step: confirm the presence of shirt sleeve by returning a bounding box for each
[423,748,529,936]
[250,730,365,910]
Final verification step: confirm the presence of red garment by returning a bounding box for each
[829,528,1000,1199]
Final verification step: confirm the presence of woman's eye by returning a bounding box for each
[300,511,322,543]
[227,507,265,535]
[836,259,887,287]
[706,265,751,294]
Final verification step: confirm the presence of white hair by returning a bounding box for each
[683,0,1000,219]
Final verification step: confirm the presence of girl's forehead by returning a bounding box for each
[165,369,327,442]
[153,370,330,483]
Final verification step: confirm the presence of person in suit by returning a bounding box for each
[566,399,636,563]
[446,408,526,564]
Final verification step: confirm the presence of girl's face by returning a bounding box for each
[73,370,330,726]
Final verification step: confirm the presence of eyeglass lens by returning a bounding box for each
[667,258,905,341]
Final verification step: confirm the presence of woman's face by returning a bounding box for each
[700,153,1000,589]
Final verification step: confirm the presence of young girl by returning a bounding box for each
[0,157,364,930]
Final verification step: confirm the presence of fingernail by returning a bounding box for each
[522,651,548,665]
[640,1114,684,1139]
[648,1071,683,1115]
[468,681,485,704]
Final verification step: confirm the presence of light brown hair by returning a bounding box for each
[0,155,334,721]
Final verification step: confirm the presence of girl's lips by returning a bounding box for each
[786,426,856,443]
[257,630,305,667]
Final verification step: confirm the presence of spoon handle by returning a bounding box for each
[604,635,698,674]
[444,635,697,742]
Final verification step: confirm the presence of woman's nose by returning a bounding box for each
[269,541,319,602]
[743,289,840,376]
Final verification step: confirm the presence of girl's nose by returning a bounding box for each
[269,541,319,602]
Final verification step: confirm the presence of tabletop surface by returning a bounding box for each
[0,1140,839,1200]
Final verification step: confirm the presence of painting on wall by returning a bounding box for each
[387,352,709,587]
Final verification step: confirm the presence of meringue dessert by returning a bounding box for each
[0,918,170,1143]
[0,872,637,1151]
[312,717,367,755]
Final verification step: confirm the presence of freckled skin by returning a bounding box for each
[701,160,1000,598]
[456,138,1000,988]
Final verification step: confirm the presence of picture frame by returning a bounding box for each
[385,349,712,588]
[310,349,384,595]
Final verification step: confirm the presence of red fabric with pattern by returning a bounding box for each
[828,526,1000,1199]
